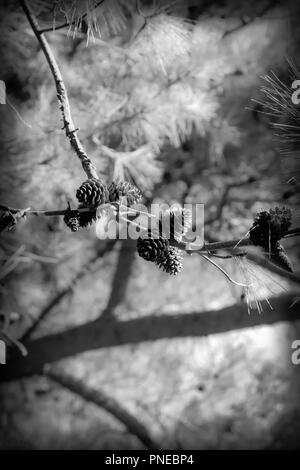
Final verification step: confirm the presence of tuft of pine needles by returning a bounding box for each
[254,61,300,162]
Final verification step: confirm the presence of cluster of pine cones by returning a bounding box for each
[64,178,141,232]
[65,180,190,276]
[249,206,293,272]
[64,180,294,276]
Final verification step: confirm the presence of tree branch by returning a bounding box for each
[101,239,137,318]
[21,240,117,341]
[222,2,278,38]
[0,203,108,219]
[2,292,300,382]
[19,0,99,180]
[1,198,300,282]
[44,366,160,450]
[176,227,300,253]
[245,251,300,284]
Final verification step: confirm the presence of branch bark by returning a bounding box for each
[19,0,99,180]
[101,239,137,318]
[1,196,299,283]
[2,292,300,382]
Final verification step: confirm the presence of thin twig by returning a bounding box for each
[38,0,106,35]
[199,253,251,287]
[174,226,300,254]
[44,366,160,450]
[209,252,247,260]
[284,227,300,237]
[21,240,117,341]
[19,0,99,180]
[205,176,257,226]
[2,199,300,253]
[0,204,98,217]
[174,238,253,252]
[222,2,277,38]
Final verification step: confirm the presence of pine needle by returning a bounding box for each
[131,12,192,73]
[234,255,287,314]
[254,62,300,161]
[199,253,251,288]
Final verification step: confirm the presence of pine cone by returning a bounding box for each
[271,243,293,272]
[64,207,98,230]
[76,178,109,207]
[64,211,80,232]
[0,211,17,232]
[108,180,141,206]
[137,232,169,262]
[250,206,292,249]
[156,246,183,275]
[159,207,192,241]
[78,207,97,227]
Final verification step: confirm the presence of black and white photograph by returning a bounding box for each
[0,0,300,452]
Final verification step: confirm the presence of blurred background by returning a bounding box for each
[0,0,300,449]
